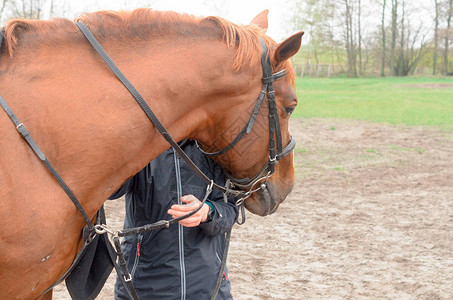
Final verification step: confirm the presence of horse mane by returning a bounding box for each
[3,18,74,58]
[3,8,277,71]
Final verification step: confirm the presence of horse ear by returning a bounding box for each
[250,10,269,33]
[273,31,304,65]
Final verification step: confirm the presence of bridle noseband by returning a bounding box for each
[196,38,296,202]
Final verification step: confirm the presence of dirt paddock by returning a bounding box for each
[54,118,453,299]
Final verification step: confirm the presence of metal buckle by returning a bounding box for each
[15,123,30,138]
[235,197,245,207]
[269,156,277,165]
[16,123,25,131]
[124,274,132,282]
[206,180,214,194]
[94,224,117,237]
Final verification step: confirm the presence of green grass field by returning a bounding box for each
[293,77,453,131]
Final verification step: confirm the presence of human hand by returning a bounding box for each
[167,194,210,227]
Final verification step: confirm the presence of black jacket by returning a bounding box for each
[109,140,237,300]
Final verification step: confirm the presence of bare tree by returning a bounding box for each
[343,0,358,77]
[390,0,398,75]
[289,0,337,74]
[358,0,363,75]
[393,1,428,76]
[10,0,44,19]
[433,0,440,74]
[396,0,406,75]
[443,0,453,75]
[327,20,338,74]
[381,0,387,76]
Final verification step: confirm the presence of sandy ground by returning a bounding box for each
[54,118,453,299]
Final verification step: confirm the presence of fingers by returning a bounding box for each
[180,194,198,204]
[169,195,201,212]
[167,211,202,227]
[169,204,198,213]
[169,206,192,213]
[168,208,198,218]
[167,201,210,227]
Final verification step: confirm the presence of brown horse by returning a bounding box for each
[0,8,302,299]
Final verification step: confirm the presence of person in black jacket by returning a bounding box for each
[109,139,238,300]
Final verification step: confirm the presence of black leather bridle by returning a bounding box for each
[196,38,296,203]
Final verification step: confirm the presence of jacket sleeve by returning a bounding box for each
[198,159,238,236]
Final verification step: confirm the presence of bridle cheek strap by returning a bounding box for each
[223,39,295,196]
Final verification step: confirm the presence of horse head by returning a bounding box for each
[196,11,303,216]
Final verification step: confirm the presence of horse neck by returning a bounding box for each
[1,37,250,217]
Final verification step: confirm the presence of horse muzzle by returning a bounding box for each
[243,180,293,216]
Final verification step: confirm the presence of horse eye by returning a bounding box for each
[285,105,296,115]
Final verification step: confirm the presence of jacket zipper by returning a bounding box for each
[174,152,186,300]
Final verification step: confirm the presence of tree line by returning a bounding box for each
[0,0,68,22]
[289,0,453,77]
[1,0,451,77]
